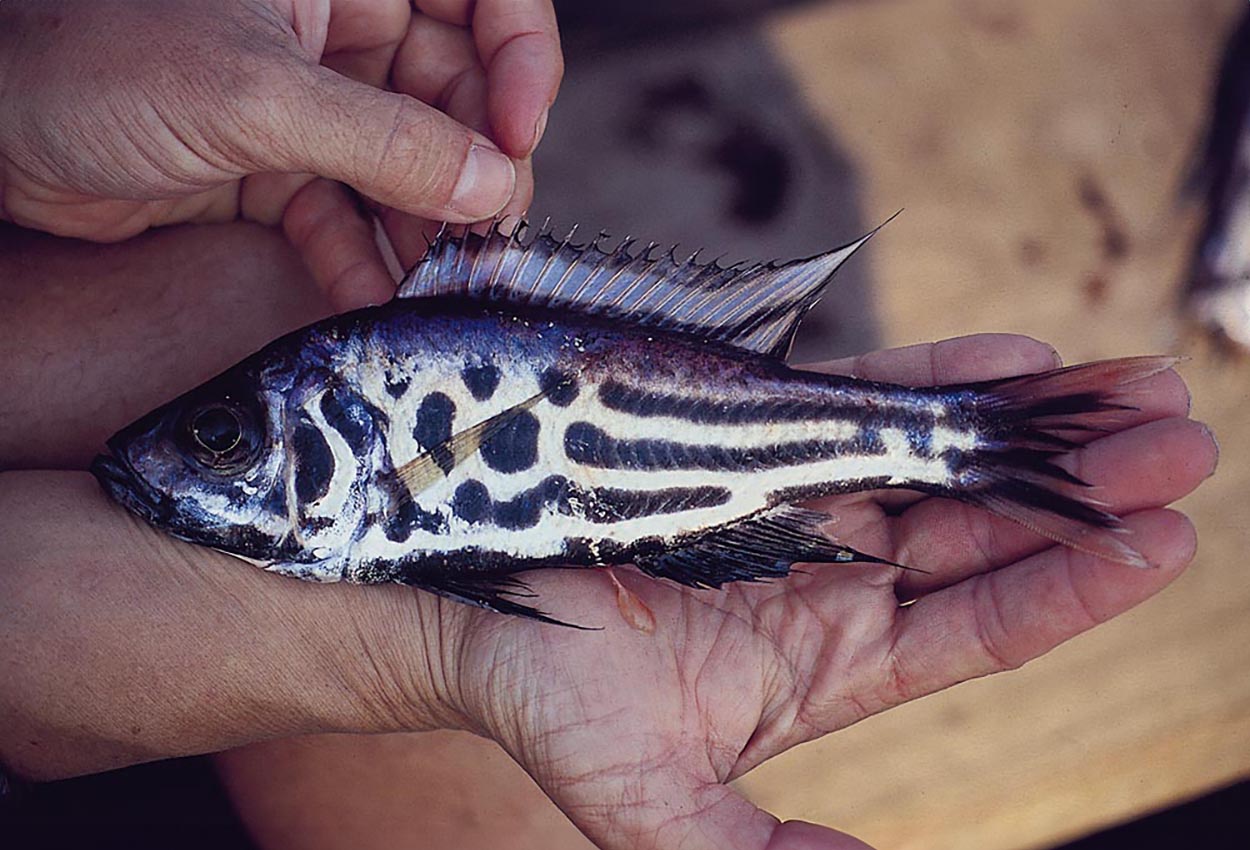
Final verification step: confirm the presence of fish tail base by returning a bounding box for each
[949,356,1178,568]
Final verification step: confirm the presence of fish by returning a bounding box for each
[92,221,1170,626]
[1182,7,1250,352]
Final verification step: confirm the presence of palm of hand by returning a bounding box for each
[426,336,1206,850]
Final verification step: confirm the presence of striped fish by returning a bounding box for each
[93,222,1167,625]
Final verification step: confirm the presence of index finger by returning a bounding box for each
[415,1,563,157]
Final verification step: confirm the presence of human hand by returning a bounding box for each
[397,334,1211,850]
[0,0,561,310]
[0,281,1213,850]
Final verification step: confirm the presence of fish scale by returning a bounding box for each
[93,221,1171,625]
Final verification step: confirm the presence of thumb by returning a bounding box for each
[559,775,875,850]
[236,65,516,223]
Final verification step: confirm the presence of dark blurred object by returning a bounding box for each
[1182,7,1250,353]
[553,0,819,48]
[537,0,877,363]
[1054,778,1250,850]
[0,757,254,850]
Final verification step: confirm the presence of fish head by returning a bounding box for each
[91,360,296,563]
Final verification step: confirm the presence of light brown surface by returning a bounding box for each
[733,1,1250,848]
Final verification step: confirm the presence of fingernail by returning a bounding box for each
[450,145,515,218]
[531,107,550,151]
[1199,422,1220,479]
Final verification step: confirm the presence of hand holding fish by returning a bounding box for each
[0,0,561,310]
[0,261,1213,850]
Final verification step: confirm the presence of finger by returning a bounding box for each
[242,63,515,222]
[392,13,483,110]
[815,334,1062,385]
[282,179,396,312]
[891,417,1218,595]
[552,772,871,850]
[812,334,1192,428]
[321,0,410,84]
[500,155,534,221]
[385,17,489,263]
[386,16,524,263]
[885,509,1196,706]
[415,1,562,156]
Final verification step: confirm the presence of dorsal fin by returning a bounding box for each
[398,215,895,359]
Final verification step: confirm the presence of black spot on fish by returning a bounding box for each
[320,386,375,455]
[493,475,571,530]
[462,363,501,401]
[291,419,335,504]
[385,374,410,399]
[301,515,337,534]
[540,368,579,406]
[414,392,456,475]
[452,480,492,524]
[481,410,540,473]
[906,425,934,459]
[374,470,448,542]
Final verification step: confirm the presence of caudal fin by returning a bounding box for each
[953,356,1179,568]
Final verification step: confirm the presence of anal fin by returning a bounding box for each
[634,506,914,589]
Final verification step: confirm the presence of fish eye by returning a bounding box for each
[192,406,242,454]
[181,399,262,473]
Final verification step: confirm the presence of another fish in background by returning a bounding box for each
[1182,7,1250,353]
[93,222,1170,626]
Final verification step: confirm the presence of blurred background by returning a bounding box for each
[5,1,1248,848]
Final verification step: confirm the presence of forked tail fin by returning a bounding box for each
[950,356,1179,567]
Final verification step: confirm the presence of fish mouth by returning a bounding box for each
[90,446,169,524]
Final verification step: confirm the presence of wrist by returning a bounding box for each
[0,472,457,781]
[316,584,477,736]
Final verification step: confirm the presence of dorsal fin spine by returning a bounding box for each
[486,224,513,298]
[570,243,619,304]
[514,224,544,303]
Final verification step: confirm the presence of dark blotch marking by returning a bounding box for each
[540,368,579,406]
[481,410,540,474]
[905,425,934,459]
[301,515,337,533]
[385,373,411,399]
[319,386,374,455]
[414,392,456,475]
[452,480,492,524]
[462,363,501,401]
[493,475,570,530]
[373,470,447,542]
[291,418,335,504]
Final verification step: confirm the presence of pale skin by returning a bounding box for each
[0,3,1218,850]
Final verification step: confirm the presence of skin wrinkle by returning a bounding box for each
[1059,550,1106,631]
[971,570,1023,672]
